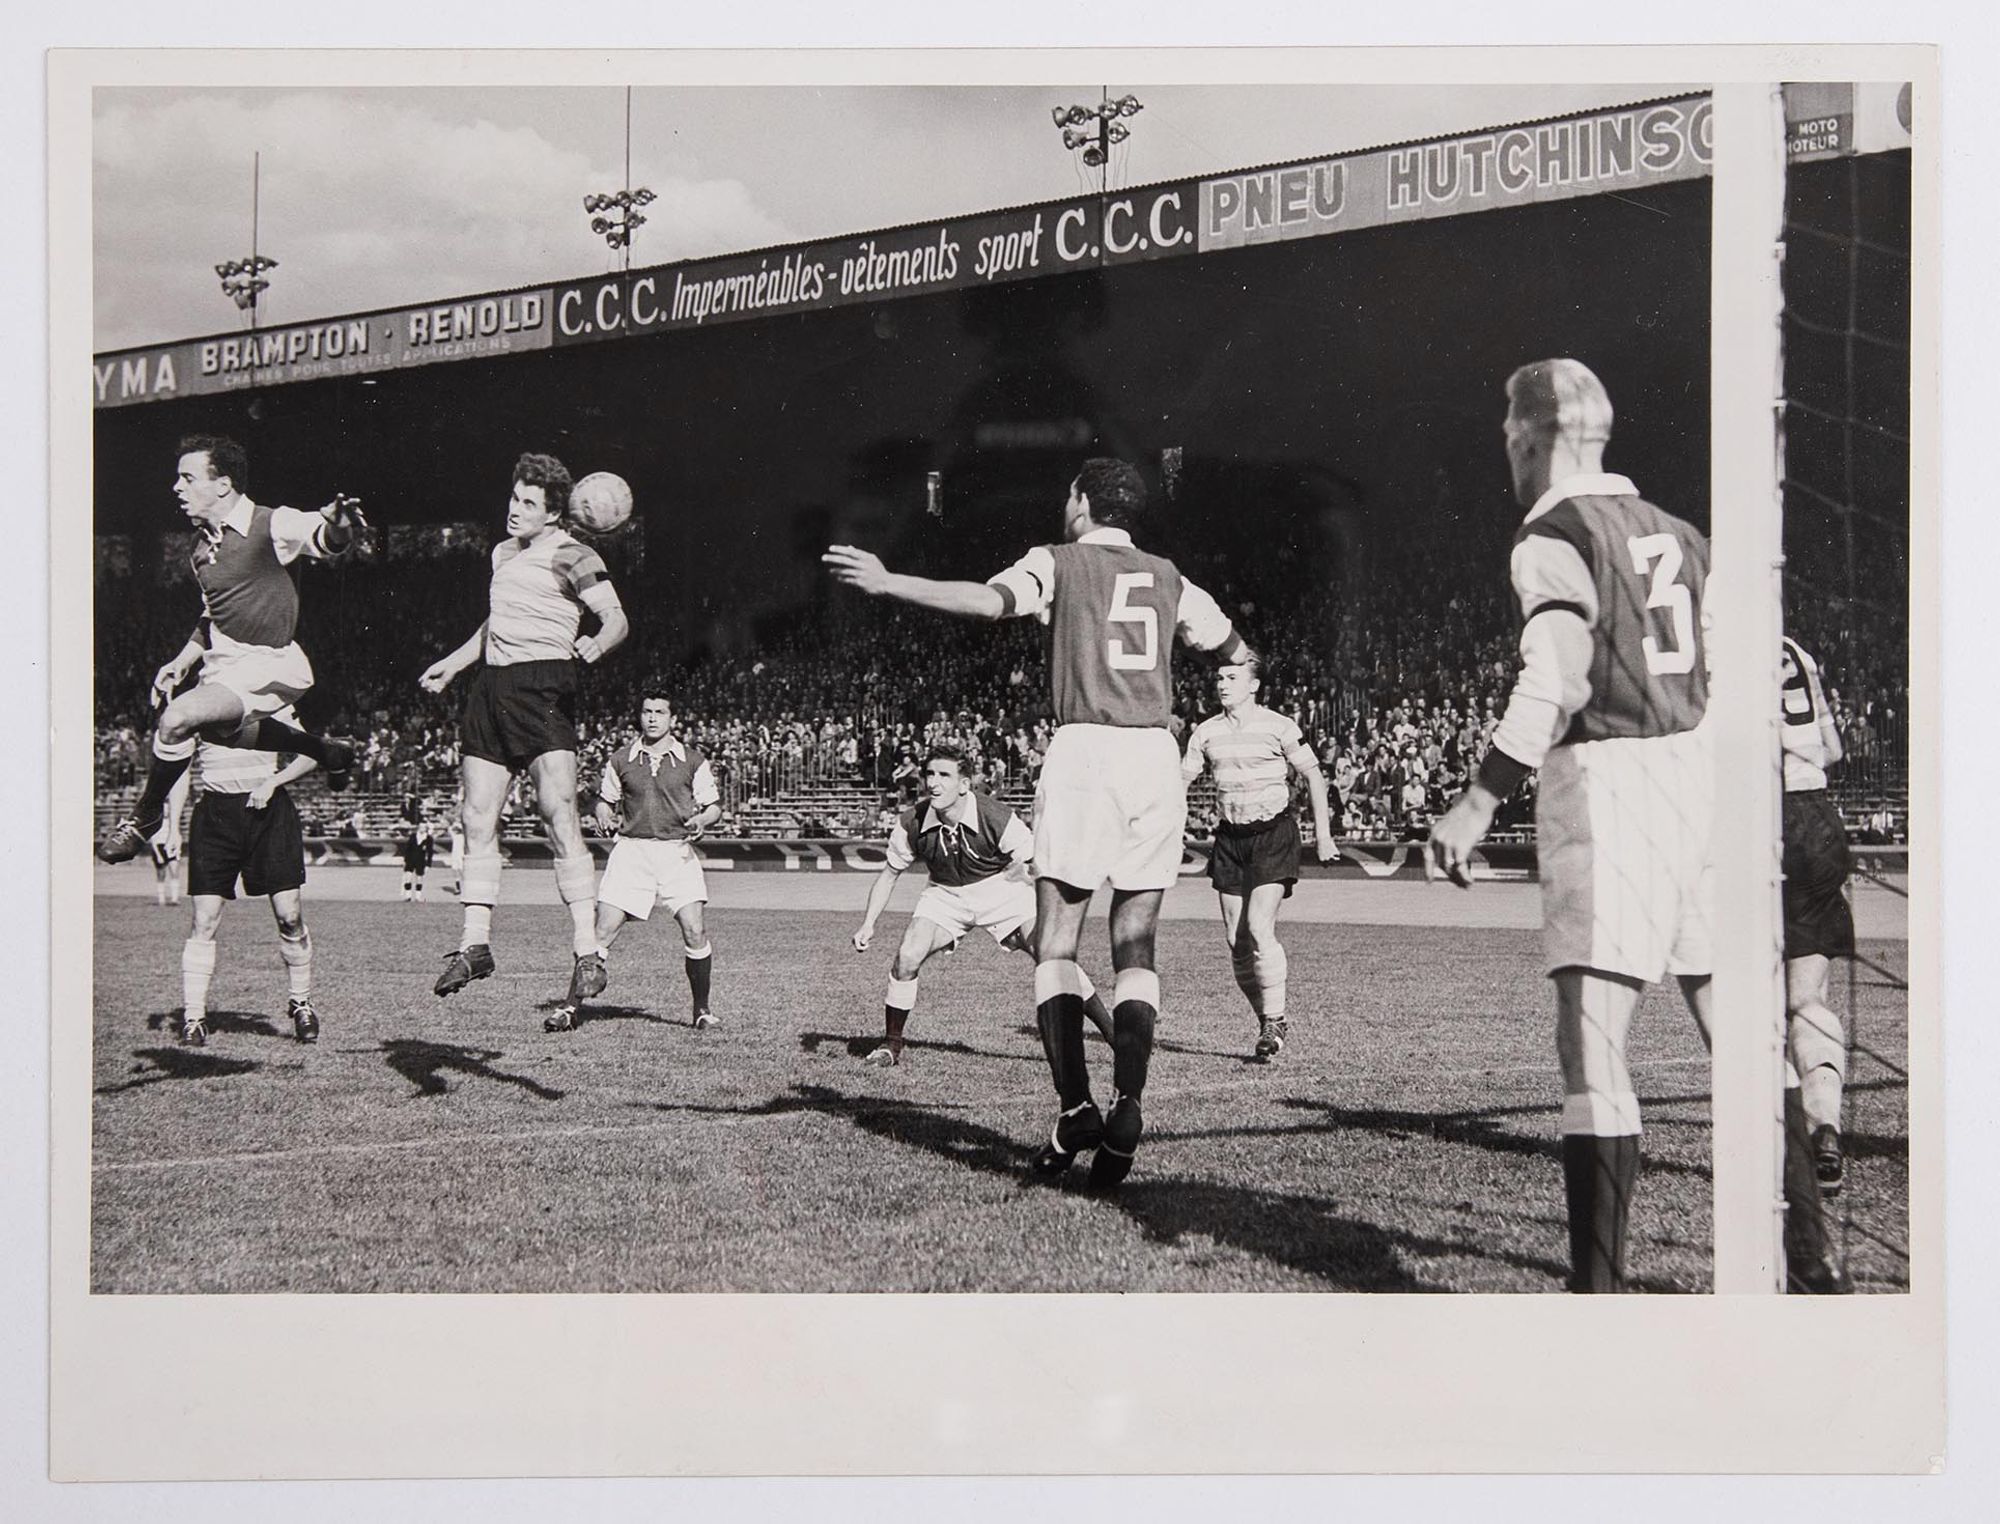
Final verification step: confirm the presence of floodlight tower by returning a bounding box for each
[584,86,657,274]
[215,152,278,330]
[1050,88,1144,196]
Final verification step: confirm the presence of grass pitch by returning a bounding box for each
[88,882,1909,1294]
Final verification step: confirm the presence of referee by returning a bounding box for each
[1182,658,1339,1058]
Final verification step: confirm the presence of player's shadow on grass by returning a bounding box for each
[380,1038,565,1101]
[97,1046,261,1094]
[649,1084,1570,1291]
[144,1008,283,1040]
[801,1030,1042,1065]
[1006,1022,1248,1065]
[532,998,678,1028]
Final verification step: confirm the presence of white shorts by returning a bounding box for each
[1033,724,1186,893]
[199,632,314,719]
[912,873,1036,947]
[598,837,708,920]
[1537,728,1714,983]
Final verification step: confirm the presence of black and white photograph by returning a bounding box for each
[41,40,1946,1482]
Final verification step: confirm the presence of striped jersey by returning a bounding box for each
[1512,473,1710,746]
[1181,705,1319,824]
[987,528,1236,729]
[193,497,344,648]
[885,790,1032,888]
[191,717,290,796]
[600,735,719,840]
[484,529,612,667]
[1780,636,1841,792]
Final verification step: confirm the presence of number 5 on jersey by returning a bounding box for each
[1107,571,1160,671]
[1628,533,1695,676]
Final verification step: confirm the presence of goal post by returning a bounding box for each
[1708,81,1791,1294]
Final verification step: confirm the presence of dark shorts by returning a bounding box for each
[187,790,305,900]
[400,837,431,872]
[1207,812,1301,898]
[149,839,178,870]
[461,659,579,771]
[1783,790,1855,960]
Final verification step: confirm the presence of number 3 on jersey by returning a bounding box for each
[1627,533,1695,676]
[1107,571,1160,671]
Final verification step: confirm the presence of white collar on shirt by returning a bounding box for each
[209,495,257,540]
[629,734,687,771]
[1075,526,1135,547]
[1524,473,1637,524]
[920,792,979,833]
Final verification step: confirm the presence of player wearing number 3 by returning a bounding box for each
[826,458,1252,1189]
[1428,359,1717,1293]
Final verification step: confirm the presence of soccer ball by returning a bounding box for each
[569,472,634,534]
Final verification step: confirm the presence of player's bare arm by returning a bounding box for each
[574,583,629,665]
[246,753,319,811]
[684,800,722,840]
[152,632,208,708]
[822,545,1007,620]
[419,621,488,694]
[853,862,906,951]
[1301,763,1340,863]
[591,797,620,836]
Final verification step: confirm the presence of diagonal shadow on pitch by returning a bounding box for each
[531,998,678,1028]
[145,1008,284,1040]
[379,1038,565,1101]
[97,1046,261,1094]
[648,1083,1572,1291]
[799,1030,1041,1064]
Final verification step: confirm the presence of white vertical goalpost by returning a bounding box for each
[1708,82,1792,1294]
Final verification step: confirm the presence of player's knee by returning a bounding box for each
[275,911,306,938]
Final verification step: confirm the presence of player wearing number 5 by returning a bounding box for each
[826,458,1252,1190]
[1427,359,1716,1293]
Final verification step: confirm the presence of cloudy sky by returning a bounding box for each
[94,81,1682,351]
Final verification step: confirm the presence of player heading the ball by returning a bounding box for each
[419,452,630,1013]
[97,435,366,864]
[826,457,1254,1190]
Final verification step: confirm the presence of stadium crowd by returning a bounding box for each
[93,524,1908,842]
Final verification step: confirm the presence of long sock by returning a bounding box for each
[1253,944,1288,1020]
[1078,974,1116,1044]
[1034,960,1091,1108]
[554,857,598,958]
[1783,1086,1834,1270]
[249,715,344,765]
[1111,968,1161,1098]
[181,938,217,1022]
[685,942,713,1012]
[884,974,918,1055]
[459,852,501,950]
[1559,1091,1643,1293]
[133,741,195,822]
[278,928,312,1000]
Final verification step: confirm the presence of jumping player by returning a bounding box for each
[97,435,363,863]
[1181,658,1339,1059]
[176,713,321,1048]
[547,690,718,1033]
[1780,634,1856,1195]
[1427,358,1840,1293]
[419,453,629,1008]
[849,743,1115,1067]
[826,457,1252,1188]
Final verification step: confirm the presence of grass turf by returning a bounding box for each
[88,894,1909,1294]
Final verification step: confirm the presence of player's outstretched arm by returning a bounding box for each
[822,546,1005,621]
[420,622,487,694]
[853,864,904,951]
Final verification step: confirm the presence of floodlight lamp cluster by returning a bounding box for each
[584,188,657,249]
[1050,95,1143,168]
[215,255,279,311]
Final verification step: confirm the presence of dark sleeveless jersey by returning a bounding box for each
[1514,489,1710,745]
[193,502,299,648]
